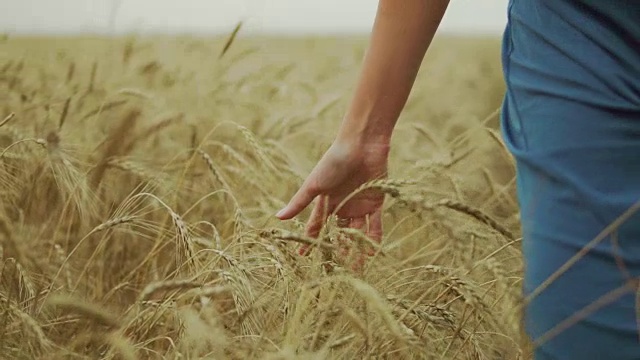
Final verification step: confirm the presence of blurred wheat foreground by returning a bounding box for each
[0,33,524,359]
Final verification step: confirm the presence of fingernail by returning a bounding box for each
[275,209,285,218]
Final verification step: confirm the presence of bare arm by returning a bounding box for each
[277,1,450,256]
[337,0,450,147]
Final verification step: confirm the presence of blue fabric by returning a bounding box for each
[500,1,640,359]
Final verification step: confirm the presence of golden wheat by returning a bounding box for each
[0,34,523,360]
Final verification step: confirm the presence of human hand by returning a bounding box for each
[276,139,389,262]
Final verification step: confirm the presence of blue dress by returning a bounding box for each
[500,0,640,358]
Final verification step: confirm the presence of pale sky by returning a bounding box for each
[0,1,509,35]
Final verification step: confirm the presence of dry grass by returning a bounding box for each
[0,33,524,359]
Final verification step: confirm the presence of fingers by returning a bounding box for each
[348,209,382,243]
[299,197,329,256]
[299,208,384,264]
[276,181,318,220]
[367,208,383,244]
[365,209,383,257]
[346,217,367,273]
[305,196,328,238]
[348,217,366,230]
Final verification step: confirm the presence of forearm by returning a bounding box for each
[337,0,449,146]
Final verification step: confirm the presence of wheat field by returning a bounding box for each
[0,33,526,359]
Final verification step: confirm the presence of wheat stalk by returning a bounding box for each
[138,279,202,301]
[261,228,337,251]
[0,112,15,128]
[47,295,120,328]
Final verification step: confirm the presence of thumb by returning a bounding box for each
[276,184,319,220]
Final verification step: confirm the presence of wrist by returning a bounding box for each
[334,123,392,169]
[335,115,394,149]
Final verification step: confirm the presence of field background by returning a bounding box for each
[0,34,525,359]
